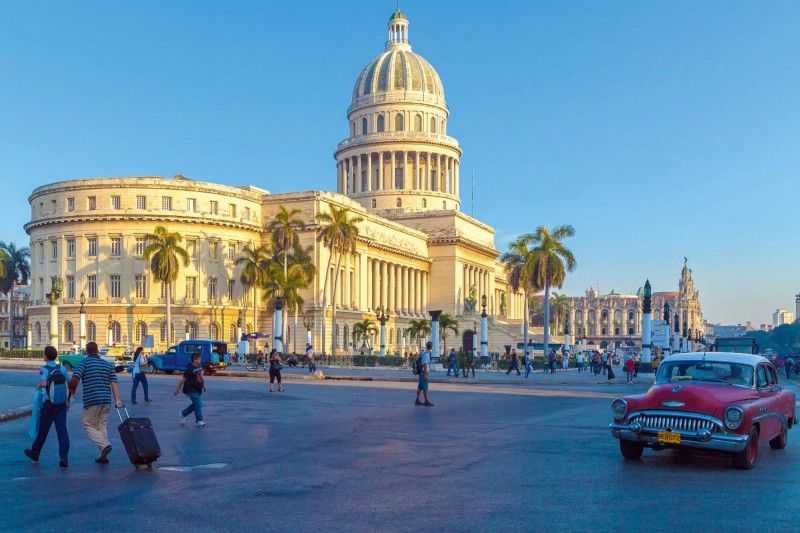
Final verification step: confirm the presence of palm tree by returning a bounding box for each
[267,205,306,347]
[287,243,316,354]
[550,292,570,335]
[528,225,577,360]
[407,318,431,350]
[143,226,190,345]
[262,261,310,354]
[235,243,273,336]
[438,313,459,356]
[501,235,540,359]
[352,319,378,353]
[0,242,28,348]
[316,205,363,356]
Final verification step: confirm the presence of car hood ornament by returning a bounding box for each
[671,385,684,393]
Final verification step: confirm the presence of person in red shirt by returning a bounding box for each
[625,357,635,385]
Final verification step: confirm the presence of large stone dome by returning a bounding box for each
[349,11,446,113]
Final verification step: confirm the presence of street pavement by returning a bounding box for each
[1,368,799,532]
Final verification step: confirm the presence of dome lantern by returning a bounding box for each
[387,9,410,50]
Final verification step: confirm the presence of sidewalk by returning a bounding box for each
[0,384,33,422]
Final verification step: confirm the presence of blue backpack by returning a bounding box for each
[45,364,69,405]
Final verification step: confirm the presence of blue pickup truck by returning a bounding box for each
[145,340,230,375]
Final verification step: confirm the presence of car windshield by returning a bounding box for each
[656,360,754,387]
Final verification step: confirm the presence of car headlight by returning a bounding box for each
[611,399,628,421]
[724,406,744,430]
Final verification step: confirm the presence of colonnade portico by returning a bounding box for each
[367,257,427,316]
[337,150,460,199]
[462,263,492,309]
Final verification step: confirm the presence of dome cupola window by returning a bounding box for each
[395,114,404,131]
[377,115,385,132]
[362,118,368,134]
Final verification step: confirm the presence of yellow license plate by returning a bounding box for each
[658,431,681,444]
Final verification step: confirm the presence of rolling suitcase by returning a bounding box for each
[117,408,161,469]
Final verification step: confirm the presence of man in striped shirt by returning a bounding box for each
[69,341,123,464]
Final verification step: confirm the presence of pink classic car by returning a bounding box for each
[609,352,797,469]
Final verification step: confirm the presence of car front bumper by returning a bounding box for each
[609,423,749,453]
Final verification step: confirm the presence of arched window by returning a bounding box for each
[614,310,622,322]
[588,310,596,323]
[135,322,147,343]
[371,199,377,208]
[422,199,427,208]
[35,322,41,343]
[111,321,122,344]
[628,327,634,335]
[210,322,219,340]
[343,325,349,349]
[395,114,404,131]
[414,114,422,131]
[601,310,608,320]
[575,310,583,323]
[614,327,620,335]
[229,324,236,343]
[187,322,198,340]
[628,310,634,321]
[87,321,96,342]
[64,321,73,343]
[362,117,368,134]
[160,322,175,343]
[601,327,606,335]
[377,115,385,132]
[396,198,402,207]
[430,117,437,133]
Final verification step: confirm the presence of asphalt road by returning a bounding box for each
[1,370,798,532]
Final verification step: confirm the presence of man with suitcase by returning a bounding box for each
[69,341,123,464]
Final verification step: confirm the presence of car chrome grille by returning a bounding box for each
[631,413,720,432]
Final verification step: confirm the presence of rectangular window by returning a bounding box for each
[88,196,97,210]
[39,202,43,218]
[87,275,97,299]
[208,277,217,301]
[136,196,147,210]
[229,204,237,218]
[87,237,97,257]
[209,241,218,259]
[66,238,75,258]
[210,201,218,215]
[361,171,367,191]
[110,237,122,256]
[110,275,121,298]
[227,279,235,301]
[135,275,147,299]
[187,240,197,258]
[135,237,145,256]
[187,198,196,213]
[244,207,250,220]
[67,198,75,212]
[162,196,172,211]
[66,276,75,300]
[51,240,58,259]
[39,242,44,263]
[395,168,404,189]
[186,277,197,300]
[228,242,237,261]
[111,195,121,210]
[51,199,56,214]
[39,278,44,300]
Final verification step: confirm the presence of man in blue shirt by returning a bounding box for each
[415,341,433,407]
[446,348,458,377]
[24,346,70,467]
[69,341,123,464]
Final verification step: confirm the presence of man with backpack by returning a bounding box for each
[414,341,433,407]
[24,346,70,467]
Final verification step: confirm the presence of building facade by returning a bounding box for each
[24,10,526,354]
[773,308,795,328]
[566,262,704,351]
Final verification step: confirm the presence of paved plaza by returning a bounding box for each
[1,369,799,532]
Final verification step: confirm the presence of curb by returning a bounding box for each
[0,404,32,423]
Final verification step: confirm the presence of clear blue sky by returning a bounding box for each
[2,1,798,325]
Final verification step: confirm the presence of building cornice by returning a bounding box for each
[24,212,262,235]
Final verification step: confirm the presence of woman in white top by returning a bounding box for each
[131,346,151,404]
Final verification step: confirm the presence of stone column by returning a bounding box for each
[414,151,420,189]
[344,253,351,308]
[481,307,488,359]
[640,280,654,376]
[402,267,409,315]
[430,310,442,357]
[422,272,428,313]
[373,259,380,311]
[390,151,396,190]
[454,160,459,197]
[388,263,395,313]
[355,154,361,193]
[414,270,421,315]
[378,151,384,190]
[337,161,343,194]
[273,297,283,354]
[380,261,387,311]
[402,151,409,189]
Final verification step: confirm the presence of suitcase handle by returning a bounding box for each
[116,407,130,423]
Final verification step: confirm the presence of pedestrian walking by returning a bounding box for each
[25,346,71,468]
[175,352,206,426]
[462,349,476,378]
[634,355,641,377]
[785,356,794,379]
[506,349,520,376]
[625,357,635,384]
[524,352,533,378]
[548,350,557,374]
[268,349,284,392]
[130,347,151,405]
[415,341,433,406]
[306,343,316,373]
[69,341,123,464]
[576,351,585,373]
[447,348,458,377]
[562,352,570,371]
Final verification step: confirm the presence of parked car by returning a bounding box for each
[145,340,230,375]
[58,347,130,372]
[609,352,797,469]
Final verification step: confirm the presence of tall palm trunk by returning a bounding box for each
[283,244,288,353]
[330,251,344,356]
[543,284,551,361]
[253,286,258,336]
[320,249,334,356]
[8,284,13,349]
[166,283,172,345]
[522,290,529,362]
[293,306,299,355]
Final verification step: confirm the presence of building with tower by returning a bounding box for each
[23,9,526,354]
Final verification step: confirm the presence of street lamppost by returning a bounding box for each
[48,276,63,349]
[378,306,389,357]
[220,296,227,344]
[663,301,670,355]
[640,279,654,377]
[273,296,283,354]
[79,292,87,351]
[480,294,488,360]
[107,313,114,347]
[429,310,442,358]
[303,315,314,346]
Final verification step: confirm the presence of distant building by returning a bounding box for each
[796,293,800,324]
[773,309,795,328]
[0,286,30,349]
[706,323,747,343]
